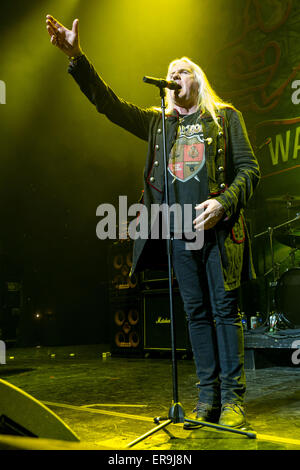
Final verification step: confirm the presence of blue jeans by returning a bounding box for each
[171,232,246,406]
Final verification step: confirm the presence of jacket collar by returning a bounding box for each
[166,107,213,122]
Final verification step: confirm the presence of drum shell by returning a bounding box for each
[275,267,300,326]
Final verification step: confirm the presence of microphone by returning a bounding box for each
[143,76,181,91]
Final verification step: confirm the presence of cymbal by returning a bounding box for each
[275,230,300,249]
[266,194,300,205]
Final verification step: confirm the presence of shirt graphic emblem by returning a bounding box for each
[168,124,205,182]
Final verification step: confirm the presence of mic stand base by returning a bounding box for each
[126,409,256,448]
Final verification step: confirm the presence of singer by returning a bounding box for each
[46,15,260,429]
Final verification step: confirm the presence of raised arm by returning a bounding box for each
[45,15,158,141]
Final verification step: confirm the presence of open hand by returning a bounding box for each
[46,15,82,58]
[193,199,225,231]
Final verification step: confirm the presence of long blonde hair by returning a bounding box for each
[166,57,233,126]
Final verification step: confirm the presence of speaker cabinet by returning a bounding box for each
[108,240,138,293]
[110,295,143,356]
[143,289,190,352]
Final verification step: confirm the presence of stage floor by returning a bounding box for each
[1,343,300,451]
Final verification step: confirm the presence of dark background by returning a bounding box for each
[0,0,299,346]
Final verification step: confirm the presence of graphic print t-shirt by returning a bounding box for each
[167,110,209,235]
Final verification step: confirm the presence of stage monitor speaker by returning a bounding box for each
[110,295,143,356]
[143,289,190,352]
[0,379,79,442]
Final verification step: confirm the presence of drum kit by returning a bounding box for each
[254,193,300,330]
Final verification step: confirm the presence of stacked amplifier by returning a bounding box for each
[108,240,190,356]
[108,240,142,356]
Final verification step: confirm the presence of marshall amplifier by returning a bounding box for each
[143,289,190,352]
[140,269,179,291]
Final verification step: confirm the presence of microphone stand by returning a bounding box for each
[126,83,256,448]
[254,214,300,329]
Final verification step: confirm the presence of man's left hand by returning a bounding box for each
[193,199,225,231]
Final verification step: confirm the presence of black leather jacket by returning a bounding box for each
[68,55,260,290]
